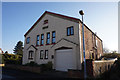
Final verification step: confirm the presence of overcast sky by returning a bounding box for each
[2,2,118,53]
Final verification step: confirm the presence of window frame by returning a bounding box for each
[67,27,70,36]
[40,34,44,46]
[43,20,48,25]
[36,35,40,46]
[70,26,74,35]
[40,50,44,59]
[52,31,56,44]
[67,26,74,36]
[46,32,50,45]
[26,37,30,44]
[28,50,33,59]
[96,39,98,47]
[45,50,48,59]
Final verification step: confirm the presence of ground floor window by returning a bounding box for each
[40,50,44,59]
[28,50,33,59]
[45,50,48,59]
[92,53,94,59]
[40,50,49,59]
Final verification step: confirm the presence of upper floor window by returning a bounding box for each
[67,26,74,36]
[40,50,44,59]
[43,20,48,25]
[36,35,40,46]
[96,39,98,47]
[41,34,44,45]
[46,32,50,44]
[52,31,56,44]
[26,37,30,44]
[45,50,48,59]
[28,50,33,59]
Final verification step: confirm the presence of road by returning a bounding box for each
[2,67,68,80]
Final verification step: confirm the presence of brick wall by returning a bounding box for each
[92,60,115,77]
[80,24,103,61]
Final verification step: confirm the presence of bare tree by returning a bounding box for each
[103,47,110,53]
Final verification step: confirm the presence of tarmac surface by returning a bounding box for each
[1,67,68,80]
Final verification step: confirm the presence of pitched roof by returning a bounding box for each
[51,38,78,48]
[24,11,102,41]
[24,11,80,37]
[27,45,37,50]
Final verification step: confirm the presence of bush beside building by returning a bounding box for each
[2,53,22,65]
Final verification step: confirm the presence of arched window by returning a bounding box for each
[28,50,34,59]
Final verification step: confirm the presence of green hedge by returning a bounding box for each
[24,61,38,66]
[40,61,53,72]
[2,53,22,65]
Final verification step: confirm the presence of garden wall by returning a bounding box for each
[4,64,41,73]
[86,58,117,77]
[68,59,117,78]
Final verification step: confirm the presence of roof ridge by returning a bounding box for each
[24,11,102,41]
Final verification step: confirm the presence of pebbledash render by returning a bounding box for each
[23,11,103,71]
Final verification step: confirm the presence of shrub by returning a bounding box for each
[2,54,22,65]
[23,61,53,72]
[2,55,5,64]
[40,61,53,72]
[24,61,38,66]
[46,61,53,70]
[5,58,22,65]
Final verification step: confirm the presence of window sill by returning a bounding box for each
[40,58,43,59]
[44,58,48,59]
[46,43,56,45]
[28,58,33,60]
[43,23,48,25]
[36,45,39,47]
[46,44,51,45]
[40,45,44,46]
[67,34,74,36]
[26,43,30,44]
[51,43,56,45]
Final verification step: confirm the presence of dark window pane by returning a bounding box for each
[37,35,40,45]
[47,33,50,44]
[52,31,56,43]
[67,26,74,36]
[26,37,30,44]
[41,34,44,39]
[43,20,48,24]
[41,40,44,45]
[41,34,44,45]
[67,28,70,36]
[40,50,44,59]
[37,35,39,40]
[47,33,50,38]
[37,41,39,45]
[52,38,55,43]
[52,32,55,37]
[71,27,74,35]
[47,39,50,44]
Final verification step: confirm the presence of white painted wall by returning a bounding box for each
[23,13,82,70]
